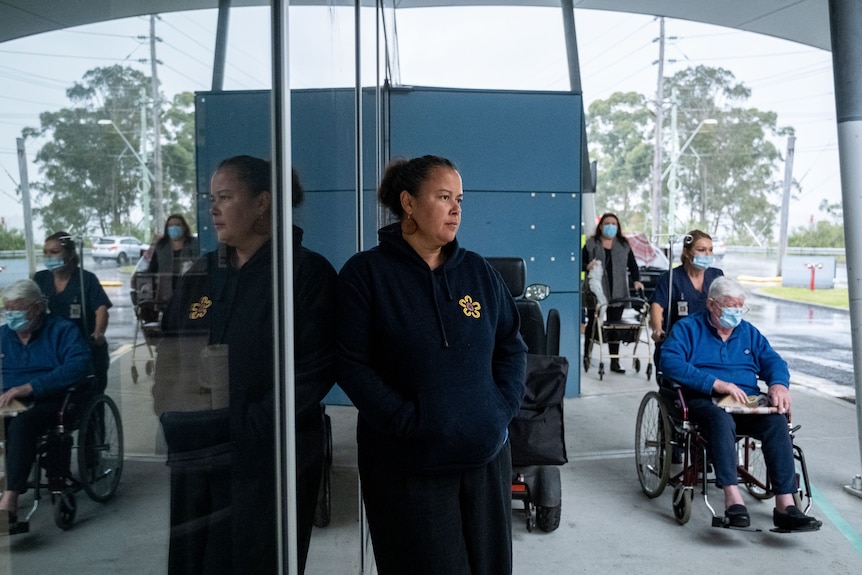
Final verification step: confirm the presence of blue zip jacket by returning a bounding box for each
[337,223,527,472]
[1,314,93,398]
[659,310,790,396]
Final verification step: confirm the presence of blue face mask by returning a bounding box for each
[602,224,618,238]
[692,255,714,270]
[167,225,184,240]
[5,310,31,332]
[718,307,744,329]
[44,255,65,271]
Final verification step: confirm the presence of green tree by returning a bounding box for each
[788,201,845,248]
[586,92,653,221]
[0,224,26,250]
[586,66,795,241]
[161,91,197,226]
[788,220,845,248]
[664,65,793,241]
[22,66,195,238]
[818,198,842,224]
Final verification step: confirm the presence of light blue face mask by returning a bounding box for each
[167,225,184,240]
[692,254,714,270]
[602,224,618,238]
[718,307,744,329]
[43,255,65,271]
[4,310,31,332]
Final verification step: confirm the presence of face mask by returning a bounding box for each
[44,255,66,271]
[5,310,31,332]
[167,225,184,240]
[602,224,618,238]
[718,307,744,329]
[692,255,714,270]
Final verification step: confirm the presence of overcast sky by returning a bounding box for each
[0,6,839,240]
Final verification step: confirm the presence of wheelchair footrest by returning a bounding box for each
[711,516,762,532]
[770,524,821,534]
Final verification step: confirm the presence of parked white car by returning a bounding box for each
[92,235,145,265]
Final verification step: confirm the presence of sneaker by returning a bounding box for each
[725,504,750,528]
[773,505,822,530]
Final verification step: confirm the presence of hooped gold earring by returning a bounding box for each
[401,213,418,235]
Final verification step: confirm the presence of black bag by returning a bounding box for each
[509,354,569,466]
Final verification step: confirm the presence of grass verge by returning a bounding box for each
[758,286,849,309]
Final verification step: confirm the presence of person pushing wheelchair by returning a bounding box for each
[660,276,821,531]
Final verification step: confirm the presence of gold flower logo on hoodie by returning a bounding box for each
[459,295,481,319]
[189,296,212,319]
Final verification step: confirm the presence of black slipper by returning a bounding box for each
[726,504,750,528]
[773,505,822,531]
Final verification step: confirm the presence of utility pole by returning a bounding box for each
[650,17,666,243]
[667,89,680,237]
[777,135,796,276]
[150,14,165,232]
[139,89,152,242]
[16,138,36,278]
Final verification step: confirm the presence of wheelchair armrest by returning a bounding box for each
[657,376,689,421]
[57,375,97,427]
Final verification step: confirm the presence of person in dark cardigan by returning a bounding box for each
[153,156,336,574]
[144,213,199,305]
[581,212,644,373]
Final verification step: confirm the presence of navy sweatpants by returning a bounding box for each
[359,441,513,575]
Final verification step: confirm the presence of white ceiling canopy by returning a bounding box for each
[0,0,832,50]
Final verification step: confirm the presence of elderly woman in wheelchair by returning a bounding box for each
[1,279,93,531]
[657,277,821,532]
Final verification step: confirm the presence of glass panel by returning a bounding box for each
[0,6,304,574]
[287,5,367,573]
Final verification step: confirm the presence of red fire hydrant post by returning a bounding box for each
[803,262,824,291]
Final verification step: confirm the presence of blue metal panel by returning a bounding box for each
[195,90,272,253]
[388,87,582,192]
[194,87,586,398]
[389,87,583,395]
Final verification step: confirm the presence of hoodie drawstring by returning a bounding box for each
[431,267,454,349]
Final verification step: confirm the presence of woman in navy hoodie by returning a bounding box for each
[337,155,527,575]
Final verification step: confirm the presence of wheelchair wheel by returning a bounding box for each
[635,391,672,498]
[537,504,561,532]
[739,437,773,500]
[77,394,124,503]
[672,486,692,525]
[54,491,77,530]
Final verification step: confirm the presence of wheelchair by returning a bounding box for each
[2,380,124,534]
[487,257,568,533]
[634,380,816,531]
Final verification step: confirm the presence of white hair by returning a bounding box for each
[2,279,46,309]
[707,276,746,301]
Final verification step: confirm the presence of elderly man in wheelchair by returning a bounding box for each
[659,277,821,532]
[1,279,93,532]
